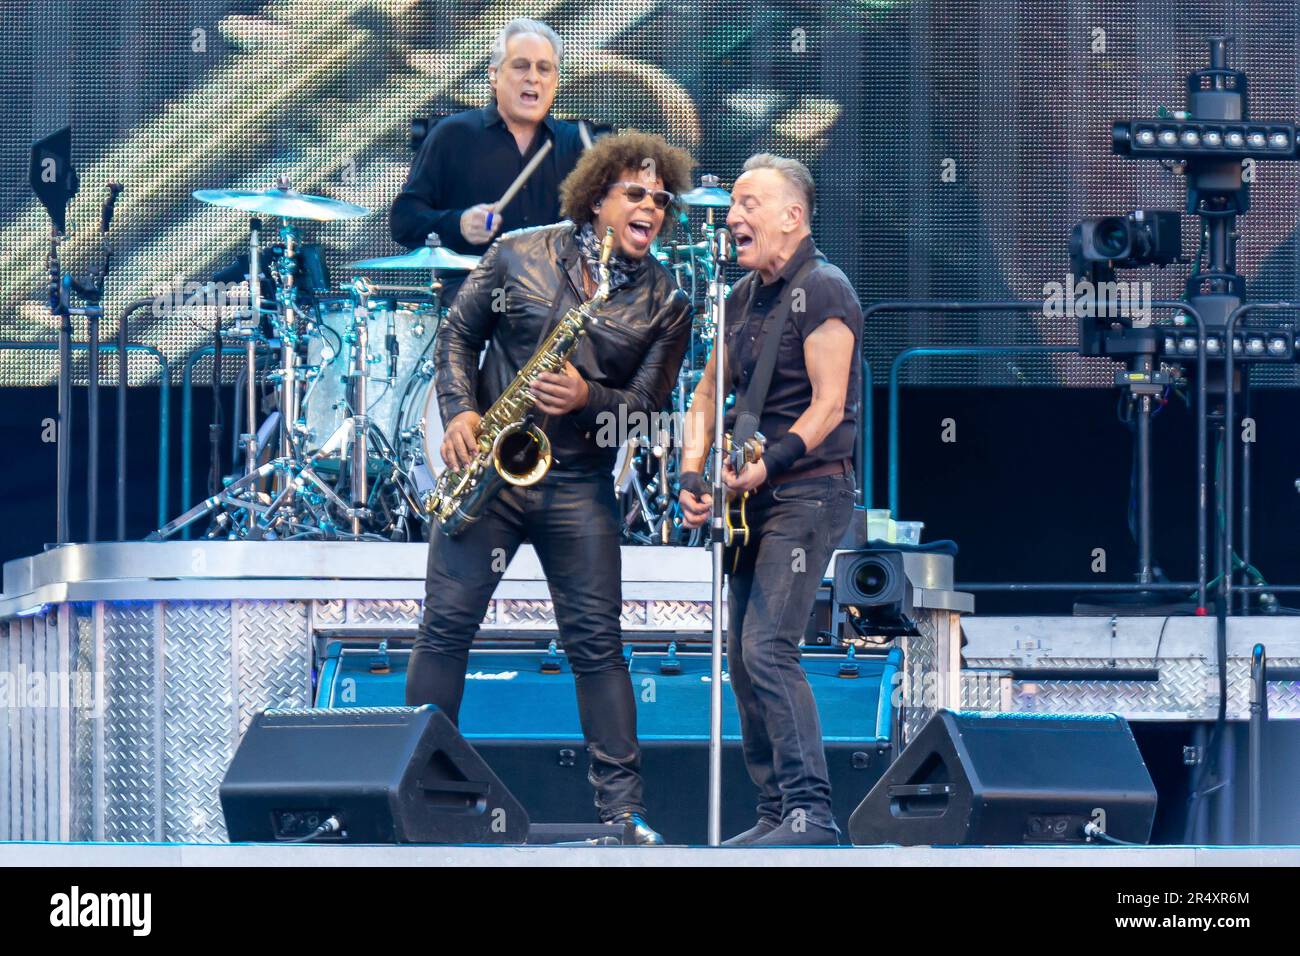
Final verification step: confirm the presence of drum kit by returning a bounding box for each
[619,174,733,545]
[150,173,735,543]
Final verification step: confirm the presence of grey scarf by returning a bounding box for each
[576,222,639,294]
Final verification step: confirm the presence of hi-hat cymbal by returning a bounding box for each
[347,246,482,272]
[677,185,732,208]
[193,186,370,221]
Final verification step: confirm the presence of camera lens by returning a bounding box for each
[1094,218,1130,259]
[852,559,892,599]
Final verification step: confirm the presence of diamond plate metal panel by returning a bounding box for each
[312,600,344,626]
[69,603,96,842]
[960,669,1011,712]
[1263,660,1300,717]
[234,601,310,736]
[900,611,941,745]
[44,609,63,842]
[102,602,158,842]
[647,600,713,630]
[497,600,556,628]
[20,615,36,841]
[620,601,648,628]
[162,602,235,843]
[1008,658,1211,718]
[347,599,422,625]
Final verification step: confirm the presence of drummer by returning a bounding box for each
[390,18,584,264]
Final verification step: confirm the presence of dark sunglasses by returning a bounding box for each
[611,181,676,210]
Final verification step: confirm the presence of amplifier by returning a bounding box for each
[315,642,900,843]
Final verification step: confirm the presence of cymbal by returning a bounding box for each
[347,246,483,272]
[677,185,732,208]
[193,186,370,221]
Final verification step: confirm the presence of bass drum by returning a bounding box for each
[304,296,441,452]
[397,363,445,496]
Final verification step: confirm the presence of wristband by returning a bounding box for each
[760,433,806,479]
[678,471,709,498]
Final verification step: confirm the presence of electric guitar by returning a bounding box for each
[722,431,765,548]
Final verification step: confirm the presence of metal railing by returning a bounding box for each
[0,339,170,532]
[864,299,1209,609]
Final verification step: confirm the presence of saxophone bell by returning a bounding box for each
[492,419,552,487]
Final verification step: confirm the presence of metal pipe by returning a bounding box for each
[956,581,1200,592]
[182,341,274,536]
[180,346,215,540]
[1223,303,1300,610]
[87,310,99,542]
[1249,643,1266,844]
[111,300,157,540]
[1136,361,1153,585]
[707,225,729,847]
[853,359,873,507]
[1240,383,1252,614]
[56,299,73,545]
[351,297,370,535]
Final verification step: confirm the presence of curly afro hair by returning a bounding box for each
[559,130,695,233]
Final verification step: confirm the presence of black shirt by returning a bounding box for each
[723,236,863,474]
[389,104,585,255]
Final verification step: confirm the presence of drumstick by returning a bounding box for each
[484,138,553,232]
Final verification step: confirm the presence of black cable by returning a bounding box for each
[1083,822,1144,847]
[283,815,342,843]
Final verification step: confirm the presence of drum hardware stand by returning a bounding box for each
[238,215,265,477]
[345,287,373,534]
[271,221,304,481]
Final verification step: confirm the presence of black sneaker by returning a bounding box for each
[747,817,839,847]
[721,820,779,846]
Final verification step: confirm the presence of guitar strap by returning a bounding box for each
[729,253,827,446]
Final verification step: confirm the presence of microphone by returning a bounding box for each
[713,226,732,261]
[99,182,123,234]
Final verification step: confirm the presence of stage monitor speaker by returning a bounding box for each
[220,705,530,844]
[848,710,1156,846]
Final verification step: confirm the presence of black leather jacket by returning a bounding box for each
[435,222,693,473]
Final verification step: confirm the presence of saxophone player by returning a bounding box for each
[408,131,695,844]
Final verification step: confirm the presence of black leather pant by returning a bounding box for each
[407,471,644,820]
[727,472,856,831]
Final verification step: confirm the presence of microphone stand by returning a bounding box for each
[707,227,731,846]
[48,232,72,545]
[47,182,118,545]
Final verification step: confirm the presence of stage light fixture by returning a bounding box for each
[1114,120,1300,160]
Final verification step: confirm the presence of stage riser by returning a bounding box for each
[1,543,1295,844]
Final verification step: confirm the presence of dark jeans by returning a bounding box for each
[407,472,644,821]
[727,472,856,831]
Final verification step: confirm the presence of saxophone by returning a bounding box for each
[425,227,616,536]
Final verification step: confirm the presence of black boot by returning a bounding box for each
[610,812,665,846]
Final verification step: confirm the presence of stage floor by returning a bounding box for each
[1,842,1298,867]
